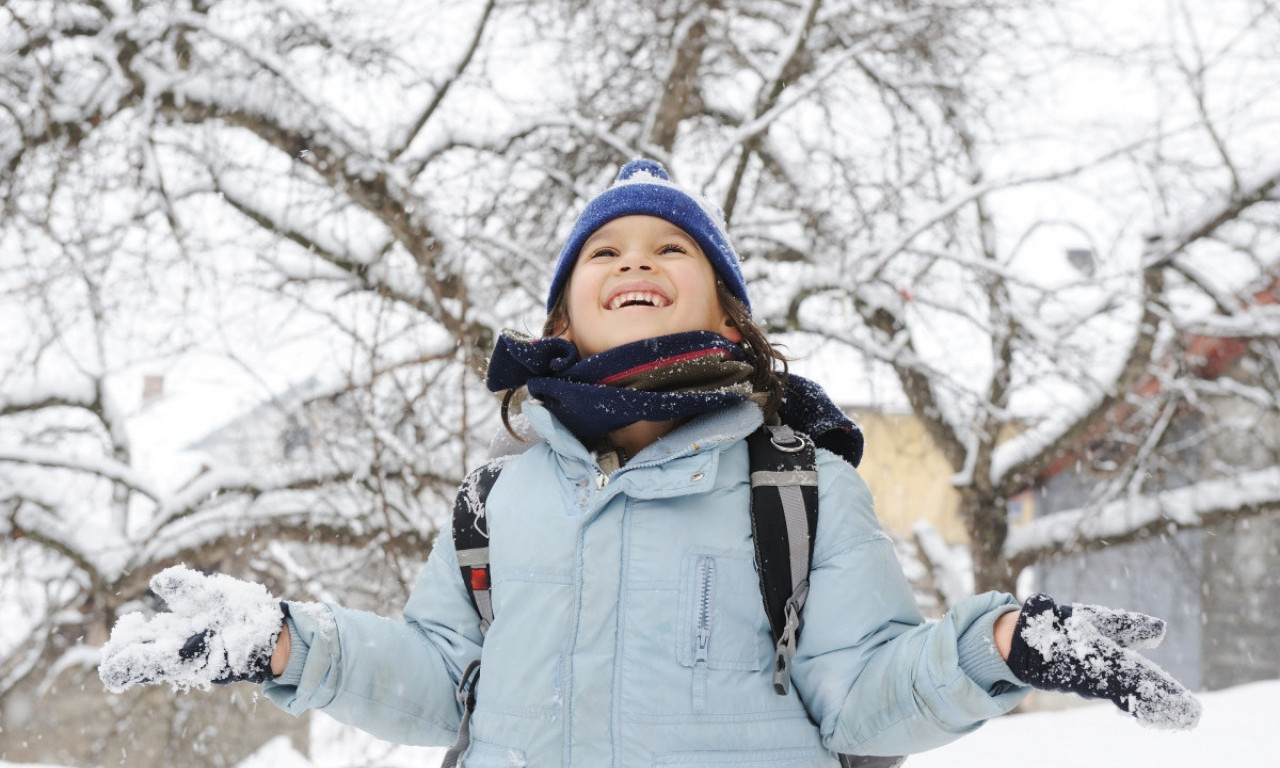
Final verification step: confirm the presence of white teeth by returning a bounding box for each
[608,291,669,310]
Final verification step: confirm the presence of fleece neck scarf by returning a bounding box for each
[486,330,864,467]
[487,331,754,438]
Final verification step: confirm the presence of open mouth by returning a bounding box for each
[607,291,671,310]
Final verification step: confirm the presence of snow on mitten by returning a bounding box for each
[99,565,285,692]
[1006,593,1201,730]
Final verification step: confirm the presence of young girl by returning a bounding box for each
[100,160,1200,767]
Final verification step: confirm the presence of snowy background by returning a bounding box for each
[3,0,1280,764]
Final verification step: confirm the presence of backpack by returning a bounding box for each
[444,424,905,768]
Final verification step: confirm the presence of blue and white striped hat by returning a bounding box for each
[546,159,751,314]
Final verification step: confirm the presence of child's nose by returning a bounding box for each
[616,249,654,271]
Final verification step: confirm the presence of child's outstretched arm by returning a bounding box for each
[99,546,484,747]
[262,525,486,745]
[790,451,1199,758]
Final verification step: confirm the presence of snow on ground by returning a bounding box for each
[2,679,1272,768]
[912,681,1277,767]
[232,737,314,768]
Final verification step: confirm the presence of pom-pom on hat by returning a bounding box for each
[546,159,751,314]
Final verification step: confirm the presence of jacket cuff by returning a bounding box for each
[272,607,310,687]
[957,605,1024,694]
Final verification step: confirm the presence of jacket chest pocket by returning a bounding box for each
[676,552,771,672]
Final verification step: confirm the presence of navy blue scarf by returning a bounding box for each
[487,331,863,467]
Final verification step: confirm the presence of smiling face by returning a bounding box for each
[558,215,742,357]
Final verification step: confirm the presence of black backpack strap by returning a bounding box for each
[747,424,819,696]
[445,459,508,763]
[750,425,908,768]
[452,459,506,636]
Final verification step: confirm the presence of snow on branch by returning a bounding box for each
[140,461,365,538]
[138,497,379,566]
[848,287,971,472]
[391,0,497,161]
[7,498,104,581]
[989,393,1101,489]
[206,169,449,317]
[158,88,497,363]
[1178,304,1280,338]
[210,172,388,270]
[719,0,824,223]
[854,139,1163,287]
[113,498,436,597]
[991,266,1162,494]
[988,163,1280,497]
[708,20,879,175]
[1143,160,1280,269]
[161,9,371,158]
[0,380,98,415]
[0,445,161,502]
[1005,466,1280,565]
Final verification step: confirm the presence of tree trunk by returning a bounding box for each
[960,491,1017,595]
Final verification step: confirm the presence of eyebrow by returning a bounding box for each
[581,224,697,252]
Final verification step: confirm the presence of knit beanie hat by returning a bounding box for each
[546,159,752,314]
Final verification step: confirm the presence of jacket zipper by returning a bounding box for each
[692,555,715,710]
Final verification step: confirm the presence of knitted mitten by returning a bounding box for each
[100,565,285,692]
[1006,593,1201,730]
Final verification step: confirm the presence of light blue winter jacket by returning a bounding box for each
[265,401,1028,766]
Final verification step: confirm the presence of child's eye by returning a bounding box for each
[587,247,618,260]
[660,244,688,255]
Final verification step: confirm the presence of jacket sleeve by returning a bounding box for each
[790,450,1029,756]
[262,520,485,746]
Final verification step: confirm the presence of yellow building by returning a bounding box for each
[852,409,1035,543]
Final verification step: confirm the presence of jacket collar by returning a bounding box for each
[523,400,763,469]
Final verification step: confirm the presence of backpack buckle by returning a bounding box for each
[766,424,807,453]
[456,658,482,710]
[443,660,483,768]
[772,580,810,695]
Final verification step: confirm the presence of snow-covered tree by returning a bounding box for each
[2,0,1279,755]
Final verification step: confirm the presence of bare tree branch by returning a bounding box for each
[396,0,498,165]
[722,0,824,223]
